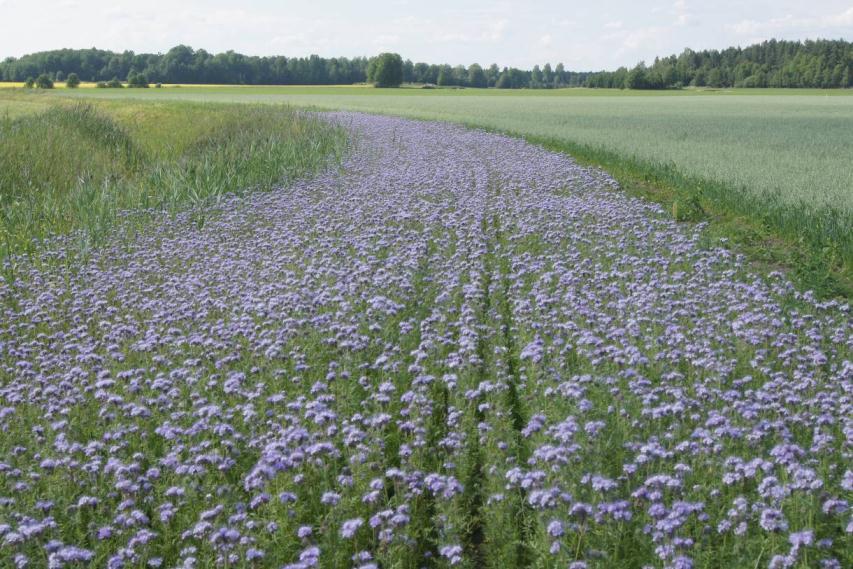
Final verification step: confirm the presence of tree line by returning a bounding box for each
[0,45,589,88]
[587,39,852,89]
[2,39,851,89]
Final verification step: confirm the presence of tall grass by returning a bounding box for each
[0,99,346,260]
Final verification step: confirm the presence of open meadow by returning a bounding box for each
[0,86,851,569]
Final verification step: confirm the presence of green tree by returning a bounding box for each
[530,65,543,87]
[543,63,554,86]
[436,65,452,86]
[35,73,54,88]
[495,70,511,89]
[554,63,566,87]
[467,63,487,88]
[413,62,430,83]
[65,73,80,88]
[452,65,468,86]
[707,68,723,87]
[24,77,35,88]
[625,64,648,89]
[487,63,500,86]
[371,53,403,87]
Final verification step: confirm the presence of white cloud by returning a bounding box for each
[730,7,853,36]
[621,26,669,51]
[372,34,401,48]
[433,17,508,44]
[488,19,509,41]
[672,0,692,26]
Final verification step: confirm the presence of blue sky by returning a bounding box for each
[1,0,852,69]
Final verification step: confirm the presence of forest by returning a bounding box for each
[586,38,853,89]
[1,39,851,89]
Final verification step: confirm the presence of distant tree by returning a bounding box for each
[495,71,511,89]
[543,63,554,86]
[467,63,487,88]
[436,65,452,86]
[365,58,377,83]
[452,65,468,86]
[530,65,543,87]
[555,63,565,84]
[371,53,403,87]
[625,64,649,89]
[35,73,54,88]
[107,77,123,88]
[403,59,415,83]
[413,62,430,83]
[508,68,529,88]
[24,76,35,88]
[487,63,500,86]
[55,70,65,82]
[65,73,80,88]
[707,68,723,87]
[691,68,706,87]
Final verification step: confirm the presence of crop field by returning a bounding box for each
[0,100,851,569]
[54,86,853,283]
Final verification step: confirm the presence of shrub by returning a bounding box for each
[127,72,149,88]
[96,81,108,88]
[66,73,81,88]
[24,77,35,88]
[35,74,54,89]
[107,77,123,88]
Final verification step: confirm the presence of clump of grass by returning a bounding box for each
[0,100,346,261]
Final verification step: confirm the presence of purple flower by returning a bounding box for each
[439,545,463,565]
[547,520,564,537]
[788,530,813,548]
[340,518,363,539]
[320,492,341,506]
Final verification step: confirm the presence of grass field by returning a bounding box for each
[0,91,345,262]
[31,84,852,295]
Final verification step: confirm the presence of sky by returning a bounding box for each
[1,0,852,70]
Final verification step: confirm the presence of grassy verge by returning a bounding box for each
[0,95,346,263]
[521,135,852,299]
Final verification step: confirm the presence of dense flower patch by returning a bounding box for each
[0,113,850,568]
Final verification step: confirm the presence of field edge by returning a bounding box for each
[492,129,852,300]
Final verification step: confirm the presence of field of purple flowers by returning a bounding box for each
[0,113,850,569]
